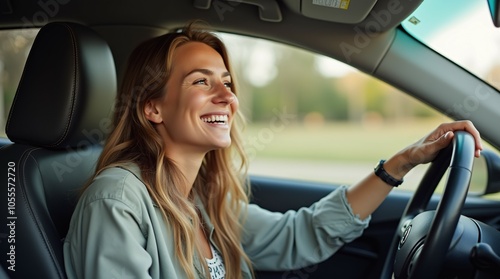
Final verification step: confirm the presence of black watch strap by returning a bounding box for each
[374,159,403,187]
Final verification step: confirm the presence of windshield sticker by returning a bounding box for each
[408,16,421,26]
[312,0,351,10]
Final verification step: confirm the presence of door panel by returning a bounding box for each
[250,176,500,278]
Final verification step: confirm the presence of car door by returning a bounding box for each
[250,174,500,279]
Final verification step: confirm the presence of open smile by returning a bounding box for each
[200,114,229,126]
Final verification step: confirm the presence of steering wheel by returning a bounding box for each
[380,131,476,279]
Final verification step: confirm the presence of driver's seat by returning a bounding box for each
[0,22,116,279]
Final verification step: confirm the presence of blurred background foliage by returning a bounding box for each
[0,29,439,136]
[0,29,37,134]
[220,33,440,126]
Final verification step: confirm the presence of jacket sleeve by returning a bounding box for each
[241,185,370,271]
[64,197,153,279]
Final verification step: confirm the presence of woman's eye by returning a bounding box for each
[224,82,232,88]
[193,78,208,85]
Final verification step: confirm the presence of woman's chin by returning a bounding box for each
[212,139,232,150]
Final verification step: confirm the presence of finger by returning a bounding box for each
[443,120,482,157]
[426,131,454,160]
[439,131,454,148]
[464,125,482,156]
[458,121,483,157]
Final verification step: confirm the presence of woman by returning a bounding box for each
[63,22,483,279]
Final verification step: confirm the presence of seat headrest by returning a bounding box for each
[6,22,116,148]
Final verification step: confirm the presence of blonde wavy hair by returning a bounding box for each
[89,22,252,278]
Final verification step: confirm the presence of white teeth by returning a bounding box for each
[201,115,228,124]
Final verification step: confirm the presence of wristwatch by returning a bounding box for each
[374,159,403,187]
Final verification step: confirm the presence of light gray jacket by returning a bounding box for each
[63,164,369,279]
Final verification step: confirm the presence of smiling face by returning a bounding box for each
[145,41,239,158]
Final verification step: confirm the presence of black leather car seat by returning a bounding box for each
[0,22,116,279]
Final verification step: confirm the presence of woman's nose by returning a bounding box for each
[213,83,236,105]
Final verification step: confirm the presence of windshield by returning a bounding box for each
[402,0,500,91]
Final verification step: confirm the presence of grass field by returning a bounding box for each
[244,118,491,195]
[244,119,446,163]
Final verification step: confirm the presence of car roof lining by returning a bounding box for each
[1,0,422,28]
[0,0,422,77]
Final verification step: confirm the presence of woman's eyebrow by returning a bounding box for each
[185,68,231,78]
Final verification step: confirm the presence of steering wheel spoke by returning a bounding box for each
[381,131,476,279]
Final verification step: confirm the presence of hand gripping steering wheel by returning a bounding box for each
[380,131,476,279]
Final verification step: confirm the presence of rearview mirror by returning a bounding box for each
[488,0,500,27]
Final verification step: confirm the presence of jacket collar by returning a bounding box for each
[115,162,252,278]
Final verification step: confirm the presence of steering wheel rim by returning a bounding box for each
[380,131,476,279]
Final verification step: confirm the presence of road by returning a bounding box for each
[248,158,429,191]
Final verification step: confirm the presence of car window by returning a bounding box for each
[0,29,491,194]
[219,32,491,193]
[0,28,38,137]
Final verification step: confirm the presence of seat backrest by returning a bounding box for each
[0,22,116,279]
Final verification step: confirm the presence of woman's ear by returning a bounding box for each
[144,100,163,124]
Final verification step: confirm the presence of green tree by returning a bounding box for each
[0,29,38,134]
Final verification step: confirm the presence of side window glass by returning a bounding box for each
[1,30,491,195]
[0,29,39,137]
[220,33,459,192]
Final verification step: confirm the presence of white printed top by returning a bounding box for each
[206,244,225,279]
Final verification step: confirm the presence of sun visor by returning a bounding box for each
[284,0,424,32]
[193,0,423,32]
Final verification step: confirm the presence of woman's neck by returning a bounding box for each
[165,150,205,198]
